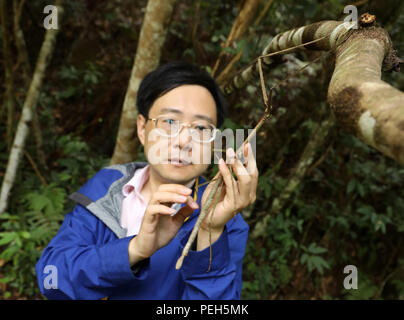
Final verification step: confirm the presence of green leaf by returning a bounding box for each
[307,242,328,254]
[59,86,76,99]
[259,177,272,198]
[57,172,71,182]
[357,183,365,197]
[0,232,17,246]
[0,213,19,220]
[19,231,31,239]
[300,253,309,265]
[310,256,330,274]
[25,194,50,212]
[357,205,375,216]
[347,179,356,194]
[296,220,304,233]
[0,276,14,284]
[0,245,18,261]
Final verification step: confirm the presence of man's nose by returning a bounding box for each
[175,125,193,149]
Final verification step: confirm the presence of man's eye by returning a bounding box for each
[194,124,209,131]
[163,118,176,125]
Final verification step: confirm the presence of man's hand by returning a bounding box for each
[198,143,258,250]
[128,184,199,266]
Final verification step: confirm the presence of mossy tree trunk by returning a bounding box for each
[224,17,404,166]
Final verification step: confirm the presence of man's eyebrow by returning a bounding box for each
[160,107,214,124]
[193,114,214,123]
[160,107,182,115]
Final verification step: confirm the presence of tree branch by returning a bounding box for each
[211,0,261,79]
[222,16,404,166]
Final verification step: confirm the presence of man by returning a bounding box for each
[36,62,258,299]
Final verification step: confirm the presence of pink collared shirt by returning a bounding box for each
[120,165,150,237]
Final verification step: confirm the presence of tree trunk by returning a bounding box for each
[0,1,63,215]
[211,0,261,81]
[0,0,15,149]
[328,25,404,166]
[13,0,30,82]
[223,17,404,166]
[13,0,47,169]
[110,0,177,165]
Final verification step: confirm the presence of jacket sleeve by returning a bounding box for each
[179,213,249,299]
[35,204,149,300]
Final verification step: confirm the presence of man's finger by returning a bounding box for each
[152,191,189,205]
[158,184,192,195]
[143,204,176,224]
[227,148,251,206]
[244,143,258,176]
[174,203,195,223]
[219,158,239,205]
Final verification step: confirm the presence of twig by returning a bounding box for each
[267,53,325,95]
[306,142,334,176]
[223,34,330,93]
[198,177,221,188]
[216,50,243,84]
[216,0,273,84]
[206,179,224,272]
[175,175,223,269]
[253,0,273,27]
[24,149,48,186]
[258,57,269,109]
[229,165,237,210]
[212,0,261,78]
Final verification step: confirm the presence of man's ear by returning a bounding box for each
[137,114,147,146]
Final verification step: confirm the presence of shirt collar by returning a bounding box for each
[122,164,197,197]
[122,165,150,197]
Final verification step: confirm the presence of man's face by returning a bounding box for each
[137,84,218,184]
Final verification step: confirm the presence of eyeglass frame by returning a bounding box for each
[146,116,219,143]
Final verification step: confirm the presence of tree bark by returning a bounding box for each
[328,25,404,166]
[110,0,177,165]
[222,20,349,95]
[223,18,404,166]
[13,0,30,81]
[0,1,63,215]
[0,0,15,149]
[13,0,47,169]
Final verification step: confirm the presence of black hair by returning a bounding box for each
[136,61,228,127]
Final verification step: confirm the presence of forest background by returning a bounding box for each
[0,0,403,299]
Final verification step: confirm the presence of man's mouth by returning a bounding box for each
[168,158,191,166]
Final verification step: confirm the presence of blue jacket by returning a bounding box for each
[35,162,249,300]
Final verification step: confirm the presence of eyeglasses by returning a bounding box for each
[147,116,218,143]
